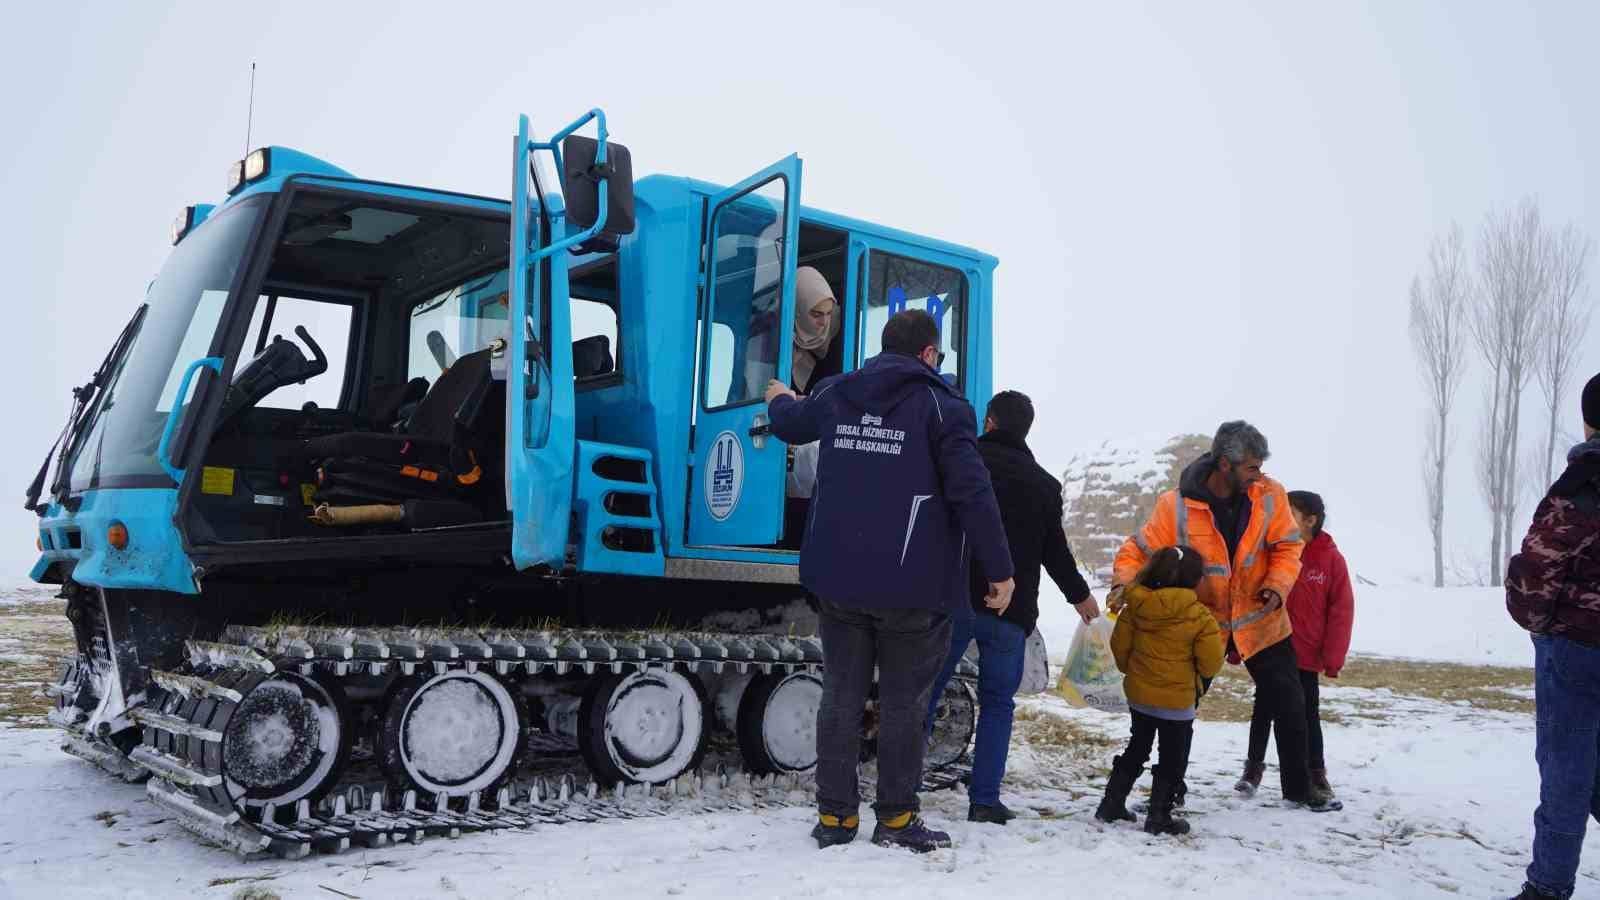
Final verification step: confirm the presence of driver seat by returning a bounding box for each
[306,347,498,511]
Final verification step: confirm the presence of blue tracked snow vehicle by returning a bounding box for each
[26,109,1000,856]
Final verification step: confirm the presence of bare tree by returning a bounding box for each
[1409,224,1471,587]
[1536,223,1595,486]
[1472,198,1552,583]
[1474,388,1507,583]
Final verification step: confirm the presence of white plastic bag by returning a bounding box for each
[959,629,1050,695]
[1054,615,1127,711]
[1019,629,1050,695]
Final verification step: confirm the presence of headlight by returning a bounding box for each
[225,159,246,194]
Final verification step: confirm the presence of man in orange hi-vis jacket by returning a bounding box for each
[1110,421,1340,813]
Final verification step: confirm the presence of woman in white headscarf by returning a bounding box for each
[790,266,840,393]
[780,266,841,549]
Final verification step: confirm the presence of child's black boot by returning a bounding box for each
[1093,754,1141,824]
[1143,767,1191,836]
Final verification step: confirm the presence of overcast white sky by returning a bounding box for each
[1,1,1595,584]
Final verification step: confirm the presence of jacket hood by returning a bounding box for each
[1123,585,1204,625]
[835,352,956,417]
[1568,435,1600,464]
[1178,454,1217,500]
[1552,442,1600,499]
[979,429,1033,458]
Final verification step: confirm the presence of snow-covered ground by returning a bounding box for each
[0,582,1558,899]
[0,676,1571,900]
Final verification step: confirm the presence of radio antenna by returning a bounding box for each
[244,61,257,155]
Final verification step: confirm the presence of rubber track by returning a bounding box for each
[128,626,977,859]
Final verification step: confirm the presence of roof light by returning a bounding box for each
[226,148,271,195]
[244,148,270,182]
[172,208,196,245]
[171,204,215,245]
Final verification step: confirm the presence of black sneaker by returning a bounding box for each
[968,801,1017,825]
[1510,884,1562,900]
[871,814,952,853]
[811,814,859,849]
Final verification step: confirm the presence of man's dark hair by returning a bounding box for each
[986,390,1035,439]
[1212,420,1270,464]
[881,309,940,358]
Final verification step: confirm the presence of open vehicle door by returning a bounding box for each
[688,157,802,546]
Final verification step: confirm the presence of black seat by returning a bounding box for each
[366,376,430,431]
[307,348,499,510]
[573,335,614,379]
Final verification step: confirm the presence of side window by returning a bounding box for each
[860,252,965,386]
[408,270,511,382]
[703,178,788,409]
[570,255,620,381]
[241,294,354,409]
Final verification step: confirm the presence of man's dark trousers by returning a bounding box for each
[815,599,952,820]
[1244,637,1312,799]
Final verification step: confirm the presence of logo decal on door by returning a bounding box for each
[705,430,744,522]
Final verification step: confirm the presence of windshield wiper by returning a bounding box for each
[25,305,148,514]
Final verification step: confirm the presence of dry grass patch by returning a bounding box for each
[0,596,71,728]
[1195,653,1533,724]
[1013,704,1117,756]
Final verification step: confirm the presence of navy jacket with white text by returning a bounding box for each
[768,352,1013,613]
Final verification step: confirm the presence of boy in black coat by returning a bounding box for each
[926,390,1099,824]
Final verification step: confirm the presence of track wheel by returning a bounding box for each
[579,668,709,785]
[378,669,527,796]
[737,671,822,775]
[925,677,977,769]
[222,672,351,813]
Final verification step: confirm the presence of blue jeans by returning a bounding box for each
[925,613,1027,806]
[1527,634,1600,899]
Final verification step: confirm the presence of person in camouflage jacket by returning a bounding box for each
[1506,373,1600,900]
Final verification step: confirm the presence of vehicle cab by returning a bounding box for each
[29,110,998,597]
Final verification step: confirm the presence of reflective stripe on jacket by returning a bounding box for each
[1113,470,1304,661]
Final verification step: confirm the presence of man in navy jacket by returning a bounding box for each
[765,309,1014,853]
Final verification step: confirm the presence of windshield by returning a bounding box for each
[67,196,267,490]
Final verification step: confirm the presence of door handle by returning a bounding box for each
[157,356,223,483]
[749,415,771,449]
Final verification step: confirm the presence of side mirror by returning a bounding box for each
[562,135,635,237]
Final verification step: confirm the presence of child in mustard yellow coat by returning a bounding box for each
[1094,545,1224,835]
